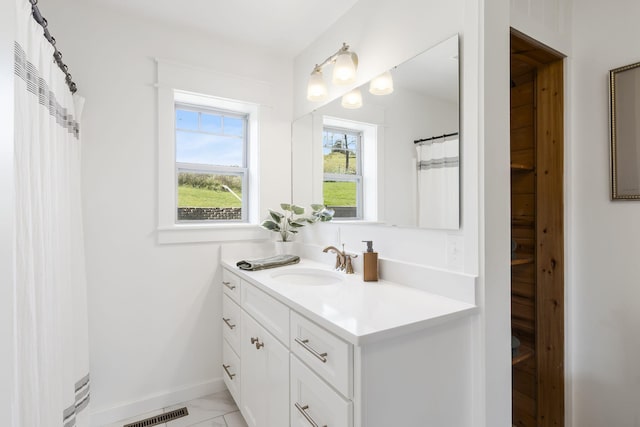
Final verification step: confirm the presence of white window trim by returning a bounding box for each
[322,116,380,222]
[156,58,270,244]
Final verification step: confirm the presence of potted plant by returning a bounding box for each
[261,203,334,252]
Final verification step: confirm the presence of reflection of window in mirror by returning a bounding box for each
[321,117,378,222]
[323,127,362,219]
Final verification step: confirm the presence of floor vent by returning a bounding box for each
[123,407,189,427]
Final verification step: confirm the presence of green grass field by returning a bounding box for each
[179,179,353,209]
[178,185,242,207]
[323,181,356,206]
[324,151,356,174]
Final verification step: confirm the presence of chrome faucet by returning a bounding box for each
[322,244,357,274]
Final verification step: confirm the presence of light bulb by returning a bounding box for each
[369,70,394,95]
[307,69,328,102]
[332,51,357,85]
[341,89,363,109]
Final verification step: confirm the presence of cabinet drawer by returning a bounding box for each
[222,269,241,304]
[291,312,353,398]
[222,339,240,406]
[291,355,352,427]
[222,294,241,353]
[241,281,290,345]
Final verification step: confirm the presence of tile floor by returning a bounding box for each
[104,389,248,427]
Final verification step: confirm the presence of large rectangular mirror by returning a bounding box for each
[292,34,460,229]
[610,61,640,200]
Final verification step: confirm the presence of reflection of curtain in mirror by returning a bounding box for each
[416,138,459,228]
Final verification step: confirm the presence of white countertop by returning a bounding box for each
[222,258,477,345]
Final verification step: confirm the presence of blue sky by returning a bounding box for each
[176,109,244,166]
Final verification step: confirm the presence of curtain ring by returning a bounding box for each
[41,17,48,28]
[50,36,56,46]
[30,0,38,5]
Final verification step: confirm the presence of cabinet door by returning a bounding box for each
[241,311,289,427]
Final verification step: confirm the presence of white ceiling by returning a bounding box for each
[90,0,360,56]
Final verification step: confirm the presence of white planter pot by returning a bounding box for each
[274,241,295,255]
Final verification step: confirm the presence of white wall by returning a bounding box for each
[510,0,572,55]
[41,1,292,424]
[571,0,640,425]
[0,0,16,425]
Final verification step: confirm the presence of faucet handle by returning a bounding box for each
[344,253,357,274]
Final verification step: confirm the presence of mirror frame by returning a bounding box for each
[609,61,640,200]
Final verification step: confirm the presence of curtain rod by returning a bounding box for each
[413,132,459,144]
[29,0,77,94]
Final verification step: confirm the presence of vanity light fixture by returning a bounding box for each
[307,68,328,102]
[332,49,358,85]
[369,70,394,95]
[341,88,363,109]
[306,42,358,102]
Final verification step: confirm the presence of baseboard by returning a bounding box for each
[90,377,226,426]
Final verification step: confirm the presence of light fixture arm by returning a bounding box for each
[311,42,358,74]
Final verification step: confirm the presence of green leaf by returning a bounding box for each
[316,208,335,222]
[280,203,292,211]
[291,204,305,215]
[310,204,325,211]
[289,220,306,228]
[260,220,280,231]
[268,209,284,222]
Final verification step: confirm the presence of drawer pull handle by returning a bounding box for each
[295,403,326,427]
[222,281,236,290]
[222,364,236,380]
[295,338,328,363]
[222,318,236,329]
[251,337,264,349]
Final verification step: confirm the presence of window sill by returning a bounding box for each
[330,220,384,226]
[157,223,268,244]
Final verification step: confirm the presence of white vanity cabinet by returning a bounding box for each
[221,265,474,427]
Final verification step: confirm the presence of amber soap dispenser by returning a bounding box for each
[362,240,379,282]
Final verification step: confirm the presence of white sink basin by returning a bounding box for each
[270,268,344,286]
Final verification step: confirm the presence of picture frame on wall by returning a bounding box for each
[609,61,640,200]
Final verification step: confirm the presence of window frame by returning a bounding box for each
[156,57,270,244]
[174,102,249,223]
[322,126,364,220]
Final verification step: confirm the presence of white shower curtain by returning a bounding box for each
[13,0,90,425]
[416,137,459,229]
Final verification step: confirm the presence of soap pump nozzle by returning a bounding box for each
[362,240,374,253]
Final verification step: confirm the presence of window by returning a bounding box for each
[322,126,362,219]
[175,104,248,222]
[156,59,269,244]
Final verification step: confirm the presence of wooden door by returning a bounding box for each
[510,29,565,427]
